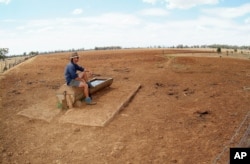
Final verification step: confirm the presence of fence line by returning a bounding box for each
[0,55,34,73]
[213,111,250,164]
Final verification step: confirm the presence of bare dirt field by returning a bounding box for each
[0,49,250,164]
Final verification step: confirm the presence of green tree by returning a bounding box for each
[217,47,221,53]
[0,48,8,60]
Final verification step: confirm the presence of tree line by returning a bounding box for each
[171,44,250,50]
[1,44,250,58]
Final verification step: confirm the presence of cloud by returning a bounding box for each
[139,15,250,46]
[142,0,220,9]
[142,0,158,5]
[1,13,143,54]
[245,18,250,24]
[2,9,250,55]
[84,13,141,28]
[139,8,169,16]
[202,3,250,19]
[165,0,220,9]
[72,8,83,15]
[0,0,10,4]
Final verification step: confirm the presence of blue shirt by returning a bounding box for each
[64,62,84,85]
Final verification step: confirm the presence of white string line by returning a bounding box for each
[238,122,250,147]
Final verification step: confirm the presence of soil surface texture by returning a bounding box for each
[0,49,250,164]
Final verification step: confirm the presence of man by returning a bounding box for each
[64,52,96,105]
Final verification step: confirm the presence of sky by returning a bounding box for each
[0,0,250,55]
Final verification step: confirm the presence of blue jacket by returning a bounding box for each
[64,62,84,85]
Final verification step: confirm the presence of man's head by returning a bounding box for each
[70,52,79,63]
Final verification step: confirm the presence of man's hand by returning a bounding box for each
[85,70,93,77]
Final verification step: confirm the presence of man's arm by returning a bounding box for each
[75,64,84,72]
[77,64,93,76]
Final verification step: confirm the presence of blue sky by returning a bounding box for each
[0,0,250,55]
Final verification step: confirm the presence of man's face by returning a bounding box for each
[73,56,79,63]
